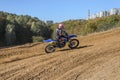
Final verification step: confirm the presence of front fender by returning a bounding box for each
[69,34,77,39]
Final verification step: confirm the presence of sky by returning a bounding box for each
[0,0,120,22]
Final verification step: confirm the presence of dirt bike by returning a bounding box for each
[43,34,79,53]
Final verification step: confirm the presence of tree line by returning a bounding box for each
[0,11,52,46]
[1,11,120,47]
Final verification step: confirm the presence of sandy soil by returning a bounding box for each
[0,28,120,80]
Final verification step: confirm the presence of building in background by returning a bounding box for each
[110,8,118,15]
[88,8,120,19]
[46,20,53,25]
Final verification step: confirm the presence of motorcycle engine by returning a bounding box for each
[60,42,66,47]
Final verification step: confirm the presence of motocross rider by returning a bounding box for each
[56,23,68,47]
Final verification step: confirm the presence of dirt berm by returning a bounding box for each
[0,28,120,80]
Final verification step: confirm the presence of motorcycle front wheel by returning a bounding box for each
[68,39,79,49]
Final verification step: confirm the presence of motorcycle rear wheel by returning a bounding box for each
[45,44,55,53]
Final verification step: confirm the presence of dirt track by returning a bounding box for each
[0,28,120,80]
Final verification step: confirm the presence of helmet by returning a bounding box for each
[58,23,64,29]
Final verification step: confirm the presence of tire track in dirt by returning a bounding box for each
[10,37,120,80]
[0,48,77,80]
[57,48,120,80]
[0,43,46,64]
[26,42,120,80]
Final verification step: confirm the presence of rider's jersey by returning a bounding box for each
[56,28,68,39]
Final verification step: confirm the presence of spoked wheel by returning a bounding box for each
[45,44,55,53]
[68,39,79,49]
